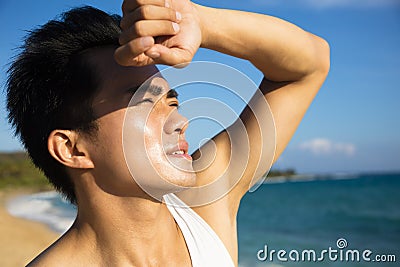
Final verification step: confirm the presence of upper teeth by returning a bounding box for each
[172,150,184,155]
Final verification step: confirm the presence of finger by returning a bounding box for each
[119,20,180,45]
[144,44,193,67]
[114,36,155,66]
[122,0,167,16]
[120,5,181,30]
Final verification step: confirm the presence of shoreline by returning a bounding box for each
[0,188,60,267]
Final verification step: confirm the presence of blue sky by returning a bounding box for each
[0,0,399,174]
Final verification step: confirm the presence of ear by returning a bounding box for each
[48,130,95,169]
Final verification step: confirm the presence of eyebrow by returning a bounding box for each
[148,84,163,96]
[147,84,178,99]
[148,85,178,99]
[126,85,178,99]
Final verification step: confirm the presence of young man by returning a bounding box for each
[6,0,329,266]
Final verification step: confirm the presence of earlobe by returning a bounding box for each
[48,130,94,169]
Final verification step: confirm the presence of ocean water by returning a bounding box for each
[7,191,76,233]
[7,173,400,266]
[238,173,400,267]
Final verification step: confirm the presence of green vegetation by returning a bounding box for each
[267,168,296,177]
[0,152,51,190]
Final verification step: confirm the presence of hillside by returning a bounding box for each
[0,152,50,190]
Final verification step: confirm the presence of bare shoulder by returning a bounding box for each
[27,241,65,267]
[26,232,89,267]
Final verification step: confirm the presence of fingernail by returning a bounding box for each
[141,37,153,48]
[148,51,160,59]
[165,0,170,8]
[176,11,182,22]
[172,22,180,32]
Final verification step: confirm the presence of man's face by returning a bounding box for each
[86,47,195,199]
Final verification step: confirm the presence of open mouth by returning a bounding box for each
[167,141,192,161]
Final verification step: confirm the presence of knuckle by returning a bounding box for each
[135,0,145,7]
[134,21,146,36]
[127,42,137,53]
[169,9,176,21]
[120,17,128,30]
[115,46,133,66]
[139,5,151,19]
[119,28,134,45]
[122,0,141,13]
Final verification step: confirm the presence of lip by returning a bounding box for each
[178,140,189,154]
[166,140,192,161]
[169,153,193,161]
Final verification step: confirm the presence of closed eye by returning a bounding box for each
[141,98,153,103]
[135,98,153,106]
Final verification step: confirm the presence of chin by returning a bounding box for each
[152,155,196,188]
[165,172,197,188]
[132,167,197,200]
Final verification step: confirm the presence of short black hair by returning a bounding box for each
[6,6,122,204]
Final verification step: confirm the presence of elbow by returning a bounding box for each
[297,35,330,87]
[313,36,331,78]
[297,34,330,82]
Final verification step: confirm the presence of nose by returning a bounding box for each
[164,110,188,135]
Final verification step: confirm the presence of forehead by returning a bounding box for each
[87,47,167,116]
[88,47,160,95]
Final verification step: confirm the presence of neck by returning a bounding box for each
[70,186,190,266]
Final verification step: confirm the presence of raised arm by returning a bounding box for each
[190,4,330,199]
[198,5,329,83]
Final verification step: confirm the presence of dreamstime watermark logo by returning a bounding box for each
[257,238,397,263]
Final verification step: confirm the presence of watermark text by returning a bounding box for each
[257,238,397,263]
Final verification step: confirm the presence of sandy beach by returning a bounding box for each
[0,189,60,267]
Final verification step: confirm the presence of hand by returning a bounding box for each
[115,0,202,67]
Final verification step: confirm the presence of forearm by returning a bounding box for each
[195,4,329,82]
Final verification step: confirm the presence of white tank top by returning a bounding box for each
[163,193,235,267]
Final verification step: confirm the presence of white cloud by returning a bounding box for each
[298,138,356,156]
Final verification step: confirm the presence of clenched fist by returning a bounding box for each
[115,0,202,67]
